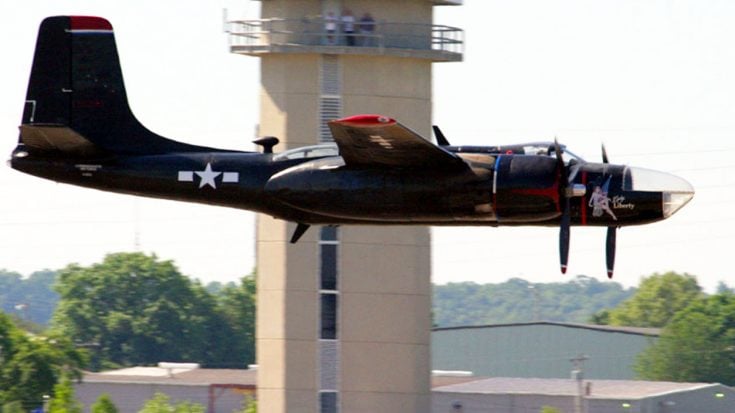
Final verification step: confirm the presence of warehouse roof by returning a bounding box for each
[433,321,661,337]
[434,377,719,399]
[82,366,256,386]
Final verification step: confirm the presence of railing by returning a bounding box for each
[225,18,464,57]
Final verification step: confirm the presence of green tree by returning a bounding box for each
[91,394,119,413]
[1,401,23,413]
[636,292,735,384]
[0,312,85,410]
[52,253,238,369]
[48,375,82,413]
[243,397,257,413]
[139,393,205,413]
[217,275,256,366]
[604,272,702,327]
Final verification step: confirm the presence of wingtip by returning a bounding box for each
[331,114,396,126]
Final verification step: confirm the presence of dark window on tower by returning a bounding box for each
[320,244,337,290]
[320,293,338,340]
[321,226,338,241]
[320,391,338,413]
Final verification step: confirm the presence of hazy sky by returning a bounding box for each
[1,1,733,292]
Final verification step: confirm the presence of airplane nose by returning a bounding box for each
[663,191,694,218]
[627,166,694,218]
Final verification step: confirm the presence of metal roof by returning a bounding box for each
[433,321,661,337]
[82,367,256,386]
[434,377,719,400]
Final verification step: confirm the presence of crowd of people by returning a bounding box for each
[323,9,376,46]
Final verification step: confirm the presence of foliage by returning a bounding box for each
[139,393,205,413]
[0,312,86,410]
[1,401,23,413]
[601,272,702,328]
[48,375,82,413]
[243,397,257,413]
[635,292,735,384]
[51,253,255,369]
[91,394,119,413]
[0,269,59,326]
[433,276,634,327]
[217,276,256,366]
[540,407,561,413]
[204,281,236,295]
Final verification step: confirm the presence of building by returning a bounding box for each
[225,1,463,412]
[432,322,660,380]
[75,368,735,413]
[75,364,255,413]
[432,377,735,413]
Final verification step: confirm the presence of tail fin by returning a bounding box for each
[20,16,216,156]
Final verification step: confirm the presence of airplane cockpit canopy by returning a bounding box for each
[273,143,339,161]
[526,143,585,164]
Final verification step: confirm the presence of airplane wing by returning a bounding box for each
[328,115,468,169]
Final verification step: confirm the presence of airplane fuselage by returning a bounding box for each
[10,143,688,228]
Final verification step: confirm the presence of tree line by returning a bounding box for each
[433,275,635,327]
[1,252,255,410]
[0,269,58,328]
[2,253,735,410]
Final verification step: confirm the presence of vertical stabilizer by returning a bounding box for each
[21,16,218,155]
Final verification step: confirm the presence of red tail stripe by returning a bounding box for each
[70,16,112,31]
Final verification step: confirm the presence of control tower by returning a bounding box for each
[226,2,463,412]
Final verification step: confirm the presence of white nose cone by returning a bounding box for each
[627,166,694,218]
[663,191,694,218]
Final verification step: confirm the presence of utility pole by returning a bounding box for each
[528,284,540,321]
[570,354,589,413]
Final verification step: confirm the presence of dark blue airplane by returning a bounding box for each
[9,16,694,277]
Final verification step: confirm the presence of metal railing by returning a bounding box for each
[225,18,463,56]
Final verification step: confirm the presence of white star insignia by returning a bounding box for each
[178,163,239,189]
[195,163,222,189]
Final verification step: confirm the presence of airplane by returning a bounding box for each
[9,16,694,278]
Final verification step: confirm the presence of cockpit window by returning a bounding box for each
[272,143,339,161]
[522,145,550,156]
[540,145,585,163]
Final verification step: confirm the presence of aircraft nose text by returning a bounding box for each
[627,166,694,218]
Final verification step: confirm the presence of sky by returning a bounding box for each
[1,1,733,292]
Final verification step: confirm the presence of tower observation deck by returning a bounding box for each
[225,17,463,62]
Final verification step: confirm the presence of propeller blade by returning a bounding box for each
[554,139,571,274]
[560,202,570,274]
[606,226,617,278]
[554,139,565,172]
[601,143,609,164]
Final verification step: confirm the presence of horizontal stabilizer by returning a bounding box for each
[19,125,106,157]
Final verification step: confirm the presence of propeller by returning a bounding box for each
[554,139,570,274]
[602,143,617,279]
[606,226,616,279]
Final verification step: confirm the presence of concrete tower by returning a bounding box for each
[227,2,462,412]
